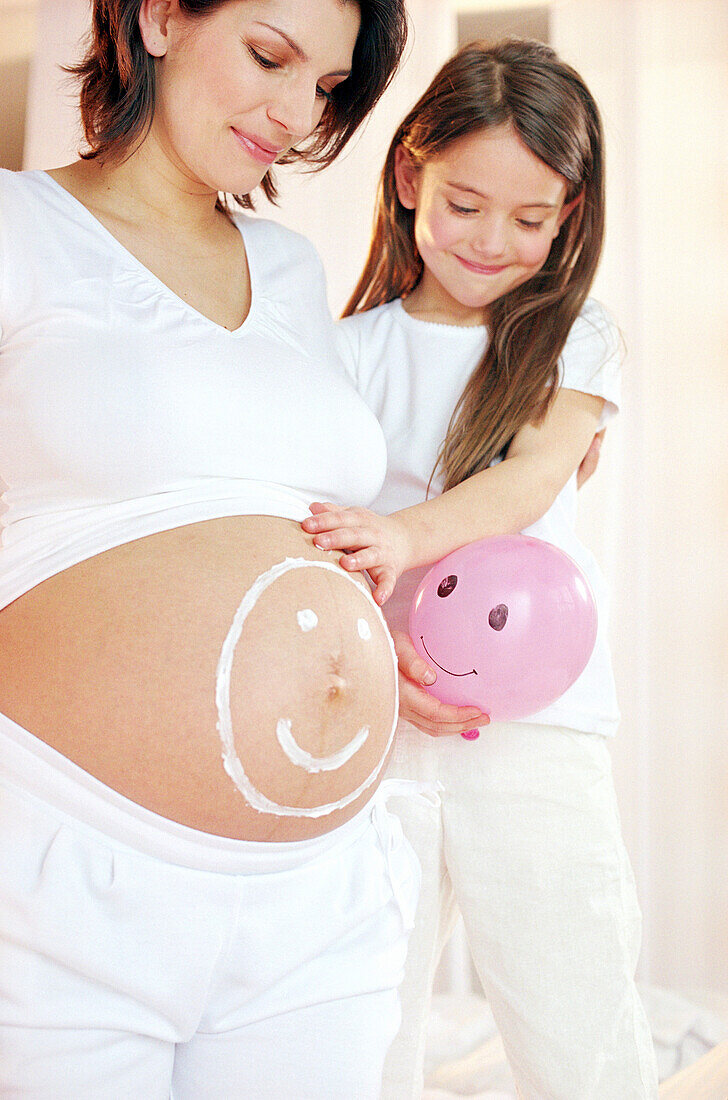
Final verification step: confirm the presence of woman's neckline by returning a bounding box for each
[35,169,254,337]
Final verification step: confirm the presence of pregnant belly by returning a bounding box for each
[0,516,398,840]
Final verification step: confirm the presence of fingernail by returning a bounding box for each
[461,729,480,740]
[422,671,436,685]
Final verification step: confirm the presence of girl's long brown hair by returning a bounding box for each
[344,38,606,492]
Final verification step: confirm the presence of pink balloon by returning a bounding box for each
[409,535,598,722]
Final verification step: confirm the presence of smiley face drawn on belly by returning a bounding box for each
[275,716,370,772]
[215,557,398,818]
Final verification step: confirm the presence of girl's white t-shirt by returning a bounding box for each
[338,297,622,736]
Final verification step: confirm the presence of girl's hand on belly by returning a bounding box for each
[302,503,413,606]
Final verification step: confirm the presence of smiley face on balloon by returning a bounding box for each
[409,535,598,722]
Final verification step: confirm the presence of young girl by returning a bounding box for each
[302,38,659,1100]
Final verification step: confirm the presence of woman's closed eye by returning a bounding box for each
[247,43,335,102]
[247,44,282,71]
[315,84,335,102]
[517,218,544,230]
[447,200,479,216]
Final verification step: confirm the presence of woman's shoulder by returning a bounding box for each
[0,168,77,248]
[231,211,322,272]
[0,166,38,211]
[0,170,46,297]
[0,166,55,201]
[0,165,26,191]
[232,212,336,315]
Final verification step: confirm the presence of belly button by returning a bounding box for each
[327,674,348,699]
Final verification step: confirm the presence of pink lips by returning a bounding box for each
[231,128,283,166]
[456,255,508,275]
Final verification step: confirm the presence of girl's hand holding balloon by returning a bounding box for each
[576,428,606,489]
[392,629,490,737]
[303,503,413,605]
[409,534,598,722]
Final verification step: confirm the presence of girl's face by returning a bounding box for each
[396,123,577,325]
[140,0,360,196]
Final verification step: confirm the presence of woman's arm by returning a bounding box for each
[303,388,605,604]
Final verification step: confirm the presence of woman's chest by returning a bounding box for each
[0,284,386,506]
[101,219,252,333]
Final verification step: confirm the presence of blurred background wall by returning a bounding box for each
[2,0,727,1001]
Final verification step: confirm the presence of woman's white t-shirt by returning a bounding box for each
[0,168,387,610]
[338,297,621,737]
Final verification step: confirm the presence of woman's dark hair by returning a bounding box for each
[68,0,407,207]
[344,38,606,492]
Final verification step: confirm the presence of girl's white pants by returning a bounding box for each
[0,713,422,1099]
[381,720,660,1100]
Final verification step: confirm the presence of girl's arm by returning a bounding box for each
[577,428,605,489]
[303,388,605,604]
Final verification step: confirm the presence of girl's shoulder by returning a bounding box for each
[560,297,623,417]
[338,298,402,335]
[568,297,621,353]
[336,301,406,389]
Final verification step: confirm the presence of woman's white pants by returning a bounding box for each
[381,720,659,1100]
[0,713,422,1099]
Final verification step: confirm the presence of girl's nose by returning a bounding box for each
[472,217,508,258]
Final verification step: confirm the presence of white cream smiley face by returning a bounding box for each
[216,557,398,817]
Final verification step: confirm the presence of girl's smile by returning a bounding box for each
[454,255,509,276]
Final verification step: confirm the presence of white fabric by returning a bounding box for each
[0,711,421,1099]
[381,721,659,1099]
[338,296,622,736]
[422,984,728,1095]
[0,168,387,610]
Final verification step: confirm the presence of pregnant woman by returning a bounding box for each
[0,1,413,1096]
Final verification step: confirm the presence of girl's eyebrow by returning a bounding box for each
[446,180,558,210]
[254,22,352,77]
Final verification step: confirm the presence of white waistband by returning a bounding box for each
[0,711,390,874]
[1,482,314,611]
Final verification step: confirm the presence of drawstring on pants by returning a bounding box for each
[370,778,443,930]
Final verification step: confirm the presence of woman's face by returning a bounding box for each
[141,0,360,195]
[396,123,575,324]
